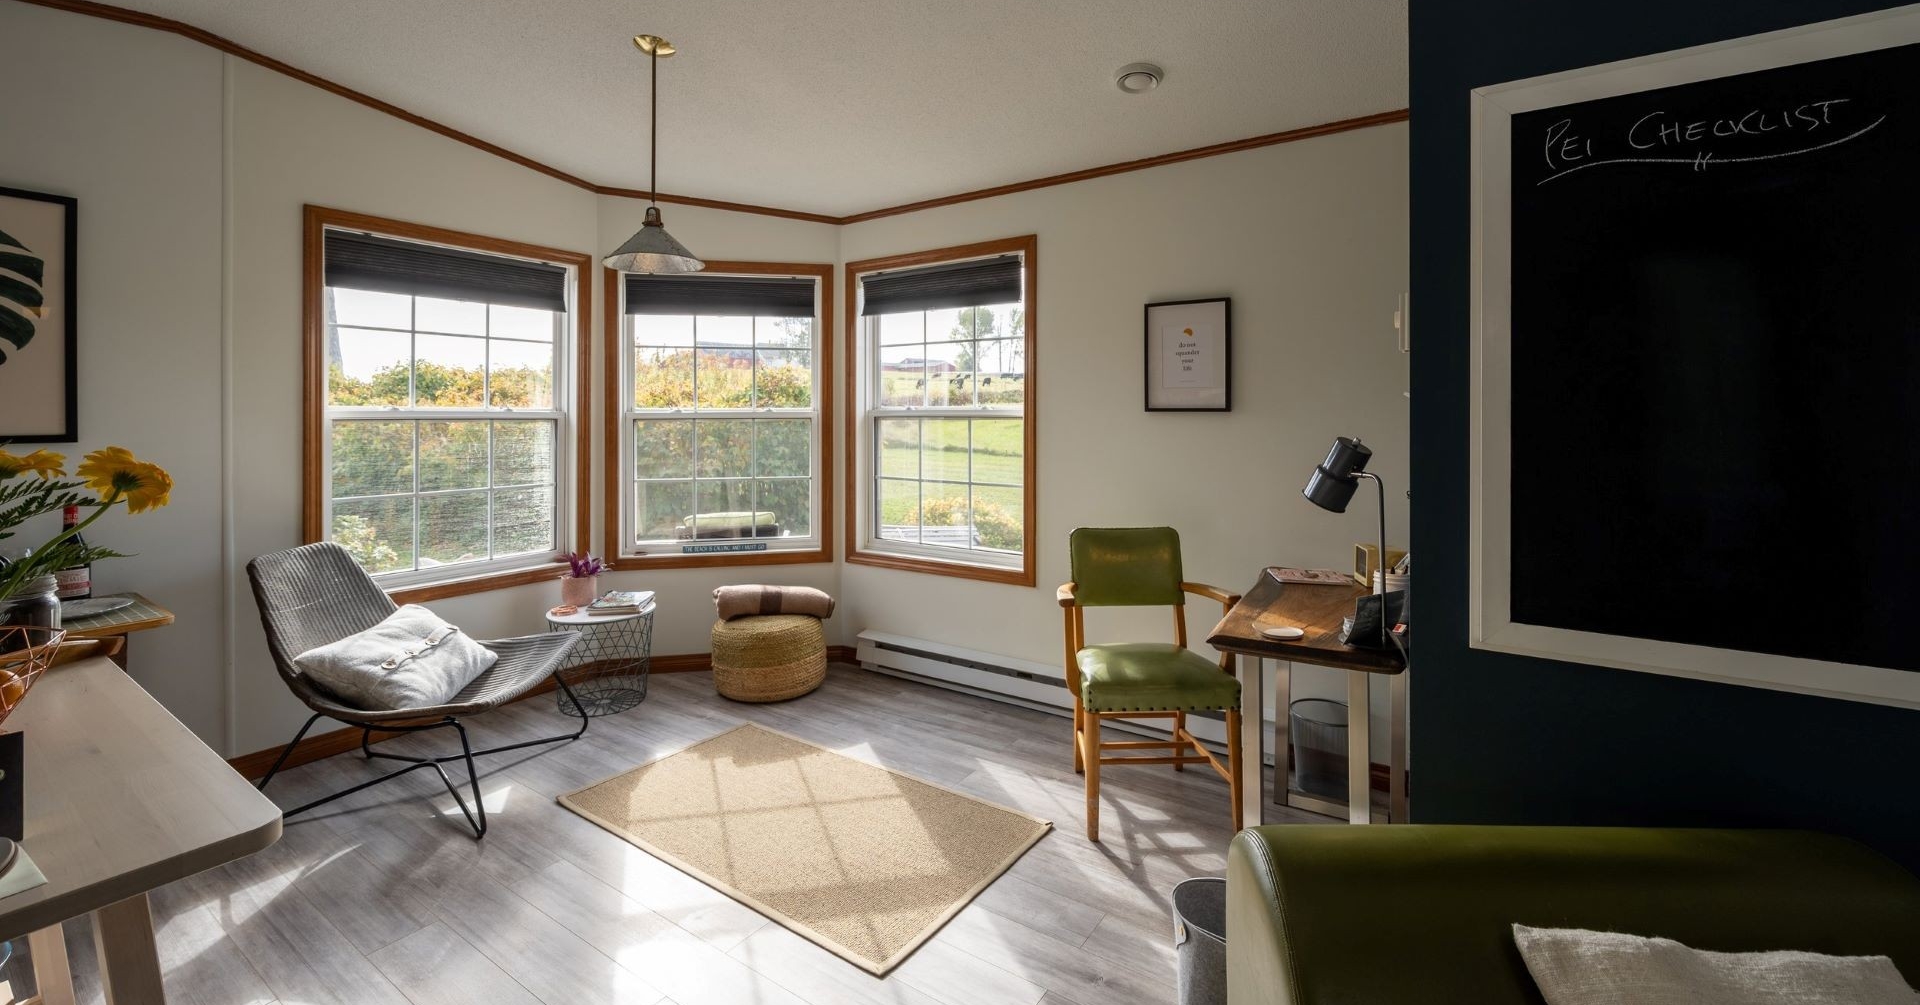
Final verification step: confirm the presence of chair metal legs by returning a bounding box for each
[256,672,590,839]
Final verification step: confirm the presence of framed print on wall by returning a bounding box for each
[1144,297,1230,411]
[0,186,77,443]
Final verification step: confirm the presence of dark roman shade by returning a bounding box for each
[625,273,817,317]
[860,254,1022,316]
[324,230,569,313]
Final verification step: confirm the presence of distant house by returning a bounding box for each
[880,356,956,373]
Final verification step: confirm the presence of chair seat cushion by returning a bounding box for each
[1078,643,1240,713]
[293,604,497,710]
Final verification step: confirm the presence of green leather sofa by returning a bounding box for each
[1227,825,1920,1004]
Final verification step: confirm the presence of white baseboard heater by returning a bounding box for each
[854,629,1233,748]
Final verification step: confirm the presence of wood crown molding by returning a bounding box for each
[14,0,1407,226]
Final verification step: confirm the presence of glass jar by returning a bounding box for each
[0,575,61,632]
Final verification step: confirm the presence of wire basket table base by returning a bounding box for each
[547,605,653,718]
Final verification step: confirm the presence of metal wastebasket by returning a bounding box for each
[1172,877,1227,1005]
[1289,698,1349,799]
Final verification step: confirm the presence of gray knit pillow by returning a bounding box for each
[293,604,496,710]
[1514,925,1918,1005]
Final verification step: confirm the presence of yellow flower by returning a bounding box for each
[76,447,174,514]
[0,448,66,480]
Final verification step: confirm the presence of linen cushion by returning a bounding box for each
[292,604,496,710]
[1514,925,1920,1005]
[713,584,836,621]
[1077,643,1240,713]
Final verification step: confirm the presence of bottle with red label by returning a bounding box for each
[53,505,92,602]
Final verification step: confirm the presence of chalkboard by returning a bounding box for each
[1506,40,1920,674]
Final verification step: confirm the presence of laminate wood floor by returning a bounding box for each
[56,664,1324,1005]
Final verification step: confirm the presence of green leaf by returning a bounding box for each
[0,241,45,365]
[0,250,42,286]
[0,309,33,362]
[0,274,42,313]
[0,228,25,252]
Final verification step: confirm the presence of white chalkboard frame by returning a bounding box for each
[1469,4,1920,709]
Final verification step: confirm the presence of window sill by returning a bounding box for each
[384,561,570,605]
[846,546,1034,587]
[611,543,833,570]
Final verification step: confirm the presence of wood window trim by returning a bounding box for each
[843,235,1038,587]
[302,205,593,604]
[602,261,835,571]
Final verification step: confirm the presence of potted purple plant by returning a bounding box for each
[560,552,605,607]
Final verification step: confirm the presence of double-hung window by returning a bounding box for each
[847,237,1036,585]
[305,208,589,598]
[612,263,832,566]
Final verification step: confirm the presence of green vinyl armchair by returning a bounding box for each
[1227,824,1920,1004]
[1059,527,1243,842]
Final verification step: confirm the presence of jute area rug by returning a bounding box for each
[558,722,1052,975]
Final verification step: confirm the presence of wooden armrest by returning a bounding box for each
[1057,582,1078,608]
[1182,581,1241,609]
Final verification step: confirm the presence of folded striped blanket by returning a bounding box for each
[713,585,836,622]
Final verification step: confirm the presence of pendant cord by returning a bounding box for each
[649,45,659,207]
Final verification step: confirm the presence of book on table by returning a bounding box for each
[587,590,654,615]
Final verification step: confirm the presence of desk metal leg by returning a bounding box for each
[1346,671,1372,825]
[1271,659,1291,810]
[92,893,164,1005]
[1238,655,1265,827]
[1389,670,1408,823]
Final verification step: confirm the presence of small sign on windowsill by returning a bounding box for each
[684,542,769,554]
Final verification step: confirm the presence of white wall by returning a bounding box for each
[224,58,604,753]
[836,126,1412,755]
[8,2,1407,761]
[224,65,844,755]
[0,4,229,740]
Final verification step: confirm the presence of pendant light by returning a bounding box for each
[605,34,705,275]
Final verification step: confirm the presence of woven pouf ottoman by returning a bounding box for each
[711,614,826,702]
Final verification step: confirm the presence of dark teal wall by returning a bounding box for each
[1409,0,1920,870]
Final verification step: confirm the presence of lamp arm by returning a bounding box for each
[1355,470,1389,648]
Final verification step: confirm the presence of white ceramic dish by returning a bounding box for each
[61,596,135,619]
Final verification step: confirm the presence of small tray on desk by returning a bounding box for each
[57,593,172,638]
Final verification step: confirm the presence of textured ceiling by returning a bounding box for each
[107,0,1407,217]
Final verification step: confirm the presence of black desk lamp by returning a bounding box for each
[1303,436,1389,648]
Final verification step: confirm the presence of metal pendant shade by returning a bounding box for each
[606,206,704,274]
[605,34,704,275]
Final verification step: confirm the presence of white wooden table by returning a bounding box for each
[0,657,282,1003]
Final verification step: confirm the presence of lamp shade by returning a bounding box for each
[605,206,705,275]
[1303,436,1372,513]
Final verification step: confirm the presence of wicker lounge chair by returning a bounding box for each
[247,542,587,838]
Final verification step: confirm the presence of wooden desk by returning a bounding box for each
[1209,568,1408,826]
[60,594,173,669]
[0,657,281,1003]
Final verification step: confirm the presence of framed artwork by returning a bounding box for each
[1144,297,1230,411]
[0,186,77,443]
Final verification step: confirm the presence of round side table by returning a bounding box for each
[546,601,654,716]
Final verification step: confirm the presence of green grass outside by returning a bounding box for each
[878,373,1025,407]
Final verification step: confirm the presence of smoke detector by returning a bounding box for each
[1114,62,1163,94]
